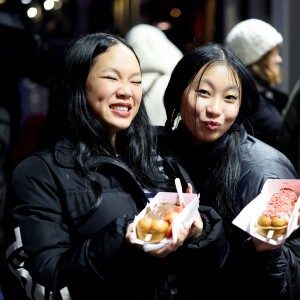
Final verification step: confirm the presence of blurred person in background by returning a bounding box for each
[226,18,287,149]
[0,9,56,299]
[277,78,300,176]
[126,24,183,126]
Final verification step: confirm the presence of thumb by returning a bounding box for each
[186,183,193,194]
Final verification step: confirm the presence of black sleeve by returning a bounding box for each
[4,156,134,299]
[240,229,300,300]
[165,205,229,299]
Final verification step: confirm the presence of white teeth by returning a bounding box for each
[111,106,129,112]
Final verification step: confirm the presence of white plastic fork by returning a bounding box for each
[175,178,186,206]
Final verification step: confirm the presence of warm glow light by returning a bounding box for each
[53,0,62,10]
[44,0,55,10]
[27,7,37,18]
[170,8,181,18]
[0,0,7,4]
[156,21,171,31]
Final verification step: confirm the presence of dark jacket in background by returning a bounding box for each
[277,78,300,176]
[4,137,229,300]
[245,75,288,149]
[157,124,300,300]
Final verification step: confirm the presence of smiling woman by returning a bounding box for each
[3,32,178,299]
[85,43,142,146]
[158,43,300,300]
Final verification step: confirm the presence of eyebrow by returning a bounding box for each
[199,79,240,93]
[103,67,141,78]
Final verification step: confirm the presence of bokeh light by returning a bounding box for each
[170,8,181,18]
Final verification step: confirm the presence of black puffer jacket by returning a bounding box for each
[157,125,300,300]
[277,78,300,176]
[4,137,229,300]
[245,75,288,149]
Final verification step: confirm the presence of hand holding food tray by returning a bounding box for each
[233,179,300,245]
[132,192,200,251]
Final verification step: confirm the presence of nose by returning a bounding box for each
[206,97,222,117]
[116,82,133,98]
[276,54,283,64]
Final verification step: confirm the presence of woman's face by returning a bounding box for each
[180,63,241,146]
[267,46,282,84]
[86,43,142,140]
[268,46,282,68]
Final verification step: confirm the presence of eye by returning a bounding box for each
[104,76,117,80]
[197,89,209,97]
[131,80,142,85]
[225,95,238,102]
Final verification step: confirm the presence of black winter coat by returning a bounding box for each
[277,78,300,176]
[4,137,229,300]
[245,75,288,149]
[157,124,300,300]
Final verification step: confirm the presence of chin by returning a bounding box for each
[115,123,132,132]
[204,134,223,143]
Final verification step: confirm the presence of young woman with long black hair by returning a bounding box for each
[159,43,300,300]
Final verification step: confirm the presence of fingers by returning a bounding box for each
[149,224,189,258]
[193,218,204,231]
[150,243,175,258]
[186,212,203,240]
[125,223,135,243]
[186,183,193,193]
[191,211,203,230]
[151,240,181,258]
[251,236,282,252]
[177,223,190,241]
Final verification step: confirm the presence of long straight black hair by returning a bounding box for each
[164,43,260,225]
[49,32,172,199]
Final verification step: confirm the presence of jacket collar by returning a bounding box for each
[166,122,247,163]
[53,137,115,169]
[54,138,75,168]
[194,125,247,163]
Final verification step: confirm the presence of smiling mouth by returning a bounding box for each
[110,105,131,112]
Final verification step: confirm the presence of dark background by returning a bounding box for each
[1,0,300,298]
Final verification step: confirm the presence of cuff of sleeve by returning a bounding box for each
[242,237,282,262]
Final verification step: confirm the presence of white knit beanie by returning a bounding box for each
[225,18,283,66]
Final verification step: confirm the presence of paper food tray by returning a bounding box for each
[233,179,300,245]
[132,192,199,251]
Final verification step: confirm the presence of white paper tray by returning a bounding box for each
[233,179,300,245]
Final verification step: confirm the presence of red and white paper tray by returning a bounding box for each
[131,192,199,252]
[233,179,300,245]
